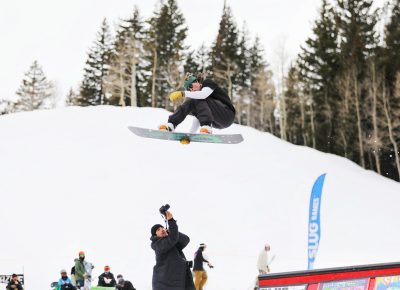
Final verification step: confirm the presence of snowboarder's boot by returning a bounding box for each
[158,123,175,132]
[200,125,212,134]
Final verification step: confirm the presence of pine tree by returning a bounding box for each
[0,99,16,115]
[383,0,400,95]
[336,0,380,167]
[248,38,276,133]
[183,50,198,76]
[144,0,188,108]
[245,36,275,131]
[375,0,400,179]
[80,18,113,106]
[65,87,80,106]
[183,44,210,75]
[210,1,240,98]
[14,60,53,112]
[105,6,145,107]
[235,25,251,125]
[297,0,340,152]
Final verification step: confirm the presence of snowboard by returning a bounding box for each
[128,126,243,144]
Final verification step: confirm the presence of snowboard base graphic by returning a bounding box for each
[128,126,243,144]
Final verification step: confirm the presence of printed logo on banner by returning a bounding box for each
[0,275,24,285]
[374,275,400,290]
[260,285,307,290]
[308,173,326,270]
[318,278,369,290]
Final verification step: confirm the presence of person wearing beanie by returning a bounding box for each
[97,265,116,287]
[58,269,76,290]
[116,274,136,290]
[158,72,236,135]
[257,244,272,274]
[193,243,214,290]
[74,251,86,288]
[6,274,23,290]
[150,209,195,290]
[254,243,274,290]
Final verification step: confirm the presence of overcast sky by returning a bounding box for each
[0,0,335,100]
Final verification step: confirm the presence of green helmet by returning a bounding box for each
[183,75,197,91]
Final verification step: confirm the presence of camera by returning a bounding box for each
[159,204,170,216]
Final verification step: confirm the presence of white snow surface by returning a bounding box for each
[0,106,399,290]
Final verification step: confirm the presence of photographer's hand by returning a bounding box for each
[165,211,173,220]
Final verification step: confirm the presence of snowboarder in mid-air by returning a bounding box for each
[159,73,236,135]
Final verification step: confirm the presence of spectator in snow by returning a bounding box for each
[70,266,76,286]
[58,269,76,290]
[82,260,94,290]
[150,210,195,290]
[97,265,117,287]
[193,243,213,290]
[254,244,273,290]
[257,243,272,274]
[116,274,136,290]
[6,274,23,290]
[74,251,86,288]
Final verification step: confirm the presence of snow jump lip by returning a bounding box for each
[128,126,244,144]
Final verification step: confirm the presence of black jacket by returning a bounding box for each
[98,272,117,287]
[150,219,195,290]
[116,280,136,290]
[6,280,23,290]
[193,248,209,271]
[202,79,236,114]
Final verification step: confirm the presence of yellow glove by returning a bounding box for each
[169,91,184,102]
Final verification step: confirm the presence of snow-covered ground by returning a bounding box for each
[0,106,399,290]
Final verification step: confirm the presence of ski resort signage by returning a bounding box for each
[318,278,369,290]
[260,285,307,290]
[308,173,326,270]
[374,275,400,290]
[258,262,400,290]
[0,274,24,285]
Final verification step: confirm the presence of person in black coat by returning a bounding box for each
[116,274,136,290]
[97,266,117,287]
[150,210,195,290]
[6,274,23,290]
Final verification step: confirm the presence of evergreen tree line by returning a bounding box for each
[1,0,399,182]
[1,0,275,131]
[66,0,276,132]
[283,0,400,181]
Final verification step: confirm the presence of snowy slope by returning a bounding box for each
[0,106,399,290]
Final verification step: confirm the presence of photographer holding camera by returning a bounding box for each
[150,205,195,290]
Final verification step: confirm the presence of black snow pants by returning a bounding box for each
[168,98,235,129]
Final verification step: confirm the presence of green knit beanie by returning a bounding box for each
[183,75,197,90]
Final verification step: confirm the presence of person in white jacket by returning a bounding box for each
[257,243,272,275]
[254,244,273,290]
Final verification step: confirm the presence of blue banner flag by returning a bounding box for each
[307,173,326,270]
